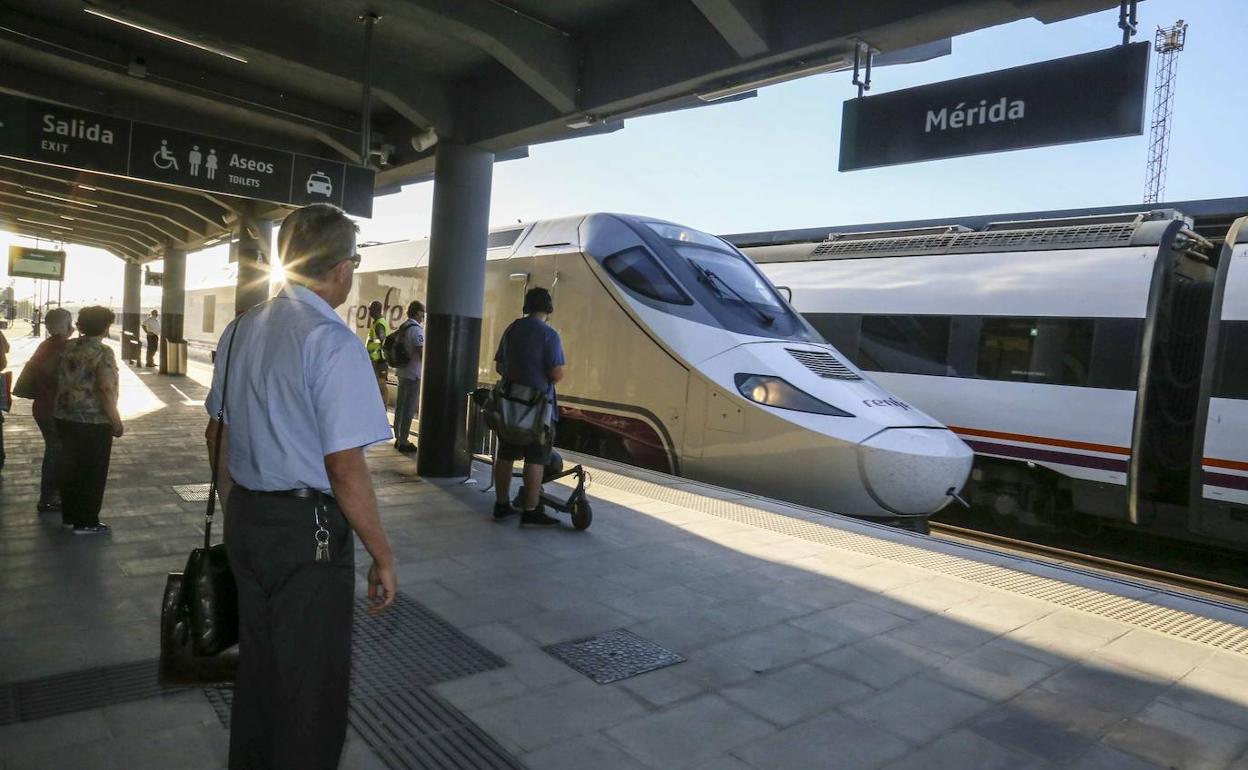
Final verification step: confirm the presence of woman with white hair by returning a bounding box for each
[26,307,73,513]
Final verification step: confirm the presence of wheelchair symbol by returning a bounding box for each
[153,139,179,171]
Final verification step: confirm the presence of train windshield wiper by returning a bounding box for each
[698,266,774,326]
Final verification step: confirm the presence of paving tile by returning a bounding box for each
[1037,661,1169,718]
[1163,657,1248,730]
[1091,629,1212,682]
[881,730,1042,770]
[100,691,219,735]
[617,650,758,707]
[813,634,952,690]
[932,641,1059,701]
[0,709,112,760]
[968,689,1125,764]
[788,601,910,647]
[469,680,651,753]
[721,662,872,726]
[732,711,913,770]
[883,613,1001,659]
[703,623,840,673]
[843,676,992,744]
[605,585,720,621]
[509,601,640,646]
[522,734,651,770]
[1103,701,1248,770]
[1068,744,1173,770]
[943,593,1055,634]
[431,668,532,711]
[606,694,775,769]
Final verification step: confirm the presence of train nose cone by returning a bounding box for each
[858,428,973,516]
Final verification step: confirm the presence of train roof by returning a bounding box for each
[721,196,1248,248]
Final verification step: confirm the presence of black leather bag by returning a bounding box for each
[159,317,243,686]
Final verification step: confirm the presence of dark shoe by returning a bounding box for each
[37,501,62,513]
[396,443,417,453]
[520,508,560,528]
[73,523,111,535]
[493,502,518,521]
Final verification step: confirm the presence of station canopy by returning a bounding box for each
[0,0,1119,263]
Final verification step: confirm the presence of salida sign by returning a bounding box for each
[0,93,375,217]
[839,43,1150,171]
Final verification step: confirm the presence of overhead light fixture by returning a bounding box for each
[83,5,249,64]
[565,115,598,130]
[696,56,854,102]
[410,127,438,153]
[77,184,97,191]
[17,217,73,231]
[24,189,99,207]
[60,215,75,221]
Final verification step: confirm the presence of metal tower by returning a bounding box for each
[1143,20,1187,204]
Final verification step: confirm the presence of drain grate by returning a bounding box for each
[579,464,1248,656]
[0,659,168,725]
[352,689,525,770]
[545,628,685,684]
[171,483,212,502]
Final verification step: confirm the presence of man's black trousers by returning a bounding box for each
[225,488,355,770]
[55,420,113,527]
[145,333,158,366]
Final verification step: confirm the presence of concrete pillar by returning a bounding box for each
[121,261,142,364]
[159,247,186,375]
[417,142,495,477]
[234,206,273,315]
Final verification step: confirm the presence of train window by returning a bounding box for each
[857,315,952,376]
[977,317,1094,386]
[487,228,524,249]
[1215,321,1248,399]
[1089,318,1142,390]
[603,246,692,305]
[805,313,861,361]
[203,295,216,334]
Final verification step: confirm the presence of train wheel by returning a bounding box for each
[571,499,592,530]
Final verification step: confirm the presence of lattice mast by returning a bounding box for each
[1143,20,1187,204]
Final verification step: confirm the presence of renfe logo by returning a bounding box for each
[42,114,115,144]
[924,97,1025,133]
[863,396,911,411]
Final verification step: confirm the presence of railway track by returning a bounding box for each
[931,521,1248,608]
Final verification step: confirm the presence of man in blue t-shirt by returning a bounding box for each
[492,287,565,526]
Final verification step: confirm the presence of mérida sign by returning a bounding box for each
[839,42,1150,171]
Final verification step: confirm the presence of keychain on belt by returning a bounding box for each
[314,498,331,562]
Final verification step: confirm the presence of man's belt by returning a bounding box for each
[236,486,334,502]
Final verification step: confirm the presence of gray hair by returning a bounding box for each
[278,203,359,281]
[45,307,72,335]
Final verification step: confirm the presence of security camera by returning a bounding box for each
[410,127,438,153]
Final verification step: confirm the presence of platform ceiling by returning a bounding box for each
[0,0,1121,262]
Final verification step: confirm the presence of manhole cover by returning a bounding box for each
[171,483,212,502]
[544,628,684,684]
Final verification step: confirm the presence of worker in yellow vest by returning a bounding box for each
[366,300,389,404]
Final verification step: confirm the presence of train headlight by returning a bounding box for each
[734,374,853,417]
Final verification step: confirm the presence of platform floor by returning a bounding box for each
[2,338,1247,770]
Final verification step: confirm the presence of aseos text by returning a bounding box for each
[228,153,274,188]
[925,97,1025,133]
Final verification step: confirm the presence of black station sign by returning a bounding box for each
[0,93,375,217]
[839,42,1150,172]
[8,246,66,281]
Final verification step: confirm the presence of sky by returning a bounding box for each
[4,0,1244,304]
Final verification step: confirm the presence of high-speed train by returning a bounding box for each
[187,214,973,529]
[730,198,1248,552]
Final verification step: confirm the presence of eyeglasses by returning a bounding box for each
[343,253,361,269]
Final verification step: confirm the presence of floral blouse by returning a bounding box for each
[54,338,118,424]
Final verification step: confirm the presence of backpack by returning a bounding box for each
[382,320,414,367]
[482,322,553,447]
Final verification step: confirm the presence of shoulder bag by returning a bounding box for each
[484,321,553,447]
[159,315,244,686]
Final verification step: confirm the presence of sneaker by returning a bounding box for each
[492,502,518,521]
[520,508,560,528]
[396,443,417,453]
[72,524,111,535]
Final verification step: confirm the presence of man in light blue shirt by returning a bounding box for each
[205,203,397,770]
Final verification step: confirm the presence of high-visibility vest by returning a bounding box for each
[366,316,389,362]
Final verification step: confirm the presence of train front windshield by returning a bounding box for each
[642,221,814,340]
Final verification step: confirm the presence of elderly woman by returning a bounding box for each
[28,307,74,513]
[55,306,124,534]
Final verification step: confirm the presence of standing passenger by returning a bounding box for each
[205,202,397,770]
[55,306,124,533]
[0,327,8,471]
[492,287,564,527]
[366,300,389,404]
[392,300,425,452]
[143,309,160,367]
[28,307,73,513]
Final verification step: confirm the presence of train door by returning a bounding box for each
[1128,219,1227,523]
